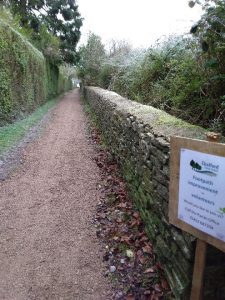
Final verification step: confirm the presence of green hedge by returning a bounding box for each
[0,20,73,126]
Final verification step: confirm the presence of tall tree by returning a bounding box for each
[78,33,106,85]
[1,0,83,64]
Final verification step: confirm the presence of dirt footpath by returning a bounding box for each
[0,90,111,300]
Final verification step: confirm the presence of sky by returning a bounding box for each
[77,0,203,48]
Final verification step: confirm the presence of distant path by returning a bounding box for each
[0,90,111,300]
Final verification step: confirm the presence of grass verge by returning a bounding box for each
[0,97,60,155]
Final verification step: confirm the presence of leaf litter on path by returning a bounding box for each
[88,124,173,300]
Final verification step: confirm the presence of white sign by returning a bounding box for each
[178,148,225,242]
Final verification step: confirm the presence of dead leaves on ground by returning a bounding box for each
[90,127,172,300]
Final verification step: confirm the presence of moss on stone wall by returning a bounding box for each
[0,21,73,126]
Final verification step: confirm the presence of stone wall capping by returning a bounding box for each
[87,87,207,140]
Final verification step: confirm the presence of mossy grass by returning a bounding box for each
[81,95,97,122]
[0,96,59,155]
[81,95,109,150]
[156,113,201,128]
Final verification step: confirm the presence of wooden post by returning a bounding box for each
[190,132,221,300]
[190,239,207,300]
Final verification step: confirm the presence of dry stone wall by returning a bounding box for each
[83,86,224,299]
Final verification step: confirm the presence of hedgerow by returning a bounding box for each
[78,1,225,134]
[0,17,73,126]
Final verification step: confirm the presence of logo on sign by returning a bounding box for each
[190,160,218,177]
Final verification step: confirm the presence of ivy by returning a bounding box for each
[0,20,74,126]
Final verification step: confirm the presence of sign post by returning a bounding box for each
[169,132,224,299]
[190,133,221,300]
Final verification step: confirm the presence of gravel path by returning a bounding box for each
[0,90,111,300]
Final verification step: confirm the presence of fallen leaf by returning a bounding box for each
[130,220,138,227]
[126,249,134,258]
[126,295,135,300]
[133,212,140,218]
[161,278,170,290]
[151,296,159,300]
[117,203,127,208]
[139,256,146,264]
[144,267,155,273]
[142,244,152,254]
[116,218,123,223]
[144,290,152,295]
[140,235,149,242]
[154,283,162,292]
[122,234,134,243]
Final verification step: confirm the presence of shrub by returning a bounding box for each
[78,1,225,135]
